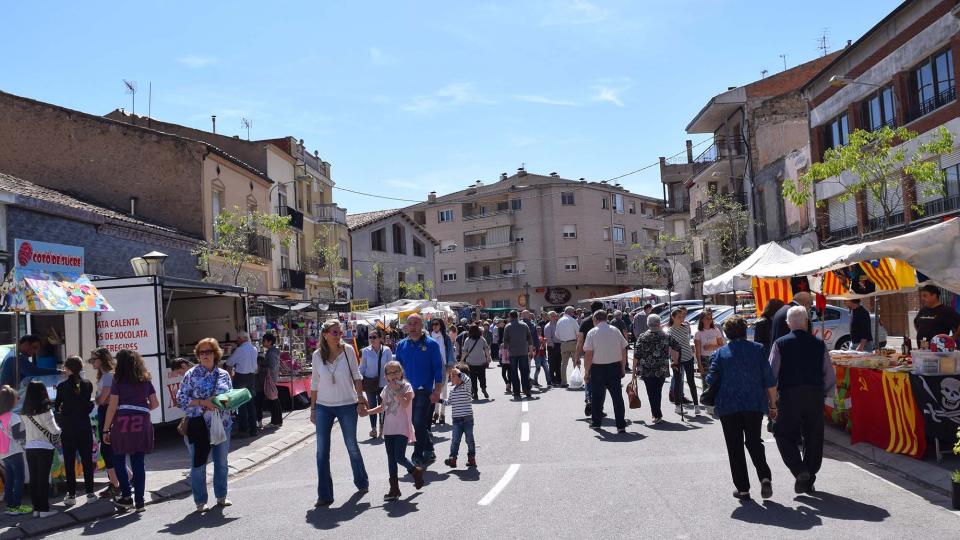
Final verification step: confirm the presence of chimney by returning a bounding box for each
[517,167,527,177]
[428,191,437,203]
[549,172,559,178]
[211,115,217,134]
[847,39,852,47]
[685,140,693,163]
[500,172,508,181]
[129,196,138,216]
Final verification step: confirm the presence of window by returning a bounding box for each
[398,271,406,284]
[496,201,509,212]
[563,257,579,271]
[510,198,522,211]
[615,256,628,273]
[614,194,625,214]
[512,229,525,243]
[630,230,639,244]
[392,223,406,254]
[417,273,425,284]
[561,192,575,205]
[413,238,425,257]
[613,226,625,244]
[822,113,849,154]
[602,227,610,241]
[371,228,386,252]
[861,86,896,131]
[946,164,960,199]
[413,211,426,225]
[605,258,612,272]
[911,48,955,120]
[438,209,454,223]
[440,239,456,252]
[441,269,457,282]
[562,224,577,239]
[492,299,510,309]
[827,196,857,232]
[602,197,609,209]
[212,187,224,219]
[339,240,349,270]
[628,201,636,214]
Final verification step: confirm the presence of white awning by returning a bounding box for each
[703,242,799,295]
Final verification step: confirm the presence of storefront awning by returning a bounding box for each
[1,268,113,312]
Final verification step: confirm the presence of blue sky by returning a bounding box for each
[2,0,902,213]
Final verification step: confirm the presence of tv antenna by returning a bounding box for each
[778,54,788,71]
[761,69,769,79]
[817,28,831,56]
[241,118,252,140]
[122,79,137,115]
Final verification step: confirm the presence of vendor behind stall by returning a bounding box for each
[845,299,872,352]
[0,335,60,388]
[914,284,960,345]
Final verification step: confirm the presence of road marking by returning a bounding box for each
[843,462,928,503]
[521,401,529,412]
[478,464,521,506]
[521,422,530,441]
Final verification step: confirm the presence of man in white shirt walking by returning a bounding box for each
[583,310,629,432]
[554,306,580,387]
[226,331,260,437]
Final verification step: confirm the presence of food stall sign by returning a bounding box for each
[15,239,84,273]
[350,299,369,312]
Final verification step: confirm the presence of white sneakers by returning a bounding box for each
[694,405,702,416]
[217,498,233,507]
[35,510,58,518]
[196,503,208,513]
[63,495,76,507]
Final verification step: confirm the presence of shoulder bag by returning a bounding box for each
[264,367,279,401]
[362,347,384,394]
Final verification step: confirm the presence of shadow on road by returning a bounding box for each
[593,430,646,443]
[730,490,891,530]
[384,492,422,517]
[447,468,482,481]
[642,420,701,431]
[78,509,144,536]
[795,491,891,521]
[156,506,241,535]
[305,491,371,530]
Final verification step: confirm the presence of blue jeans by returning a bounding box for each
[114,452,146,506]
[365,389,383,431]
[384,435,415,478]
[315,404,368,502]
[188,431,230,505]
[3,455,24,507]
[410,390,435,463]
[449,415,475,458]
[532,355,551,385]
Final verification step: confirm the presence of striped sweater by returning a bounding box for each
[448,374,473,418]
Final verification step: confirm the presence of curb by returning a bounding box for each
[1,426,316,539]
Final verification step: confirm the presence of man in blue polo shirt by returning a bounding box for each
[395,313,444,466]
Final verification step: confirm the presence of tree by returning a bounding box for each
[695,190,753,277]
[194,206,293,289]
[356,258,433,305]
[307,224,348,300]
[630,232,692,294]
[783,125,954,240]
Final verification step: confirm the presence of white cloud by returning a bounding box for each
[591,83,629,107]
[177,54,216,69]
[401,82,493,113]
[541,0,609,26]
[514,94,577,106]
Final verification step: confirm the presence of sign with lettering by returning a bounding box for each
[350,299,369,312]
[544,287,572,305]
[14,239,84,273]
[95,286,159,355]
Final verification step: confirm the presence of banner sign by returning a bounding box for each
[910,373,960,443]
[15,239,84,273]
[849,368,925,459]
[350,299,369,312]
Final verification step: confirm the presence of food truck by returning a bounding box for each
[91,276,248,424]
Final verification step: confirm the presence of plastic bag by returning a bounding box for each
[208,411,227,446]
[568,366,584,389]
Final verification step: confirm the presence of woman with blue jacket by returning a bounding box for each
[706,316,778,501]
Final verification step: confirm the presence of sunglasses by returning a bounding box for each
[197,349,215,356]
[370,335,380,339]
[328,330,342,336]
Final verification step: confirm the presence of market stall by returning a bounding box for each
[738,218,960,460]
[581,288,680,309]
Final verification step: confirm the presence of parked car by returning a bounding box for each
[745,304,887,350]
[647,300,705,317]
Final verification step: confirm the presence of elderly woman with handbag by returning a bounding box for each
[706,316,778,501]
[177,338,234,513]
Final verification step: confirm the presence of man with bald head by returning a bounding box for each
[395,313,445,466]
[771,291,813,343]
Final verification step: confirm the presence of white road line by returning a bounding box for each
[478,464,521,506]
[843,461,926,501]
[521,401,529,412]
[521,422,530,441]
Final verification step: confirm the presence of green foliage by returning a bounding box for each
[630,232,691,290]
[308,224,348,300]
[783,126,954,237]
[696,190,752,272]
[194,206,293,288]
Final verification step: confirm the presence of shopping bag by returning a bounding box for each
[208,412,227,446]
[626,376,642,409]
[212,388,253,411]
[568,366,584,389]
[264,369,279,401]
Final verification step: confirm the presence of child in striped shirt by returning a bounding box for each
[444,367,477,468]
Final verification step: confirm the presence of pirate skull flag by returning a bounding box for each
[910,373,960,443]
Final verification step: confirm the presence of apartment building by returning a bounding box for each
[0,91,275,293]
[660,51,839,287]
[802,0,960,335]
[405,170,663,311]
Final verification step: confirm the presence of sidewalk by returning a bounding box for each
[0,409,315,539]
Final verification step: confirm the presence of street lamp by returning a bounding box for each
[829,75,883,88]
[523,281,530,310]
[142,251,168,276]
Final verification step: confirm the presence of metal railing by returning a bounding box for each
[465,272,519,283]
[691,192,746,228]
[246,234,272,260]
[908,86,956,123]
[866,212,905,232]
[313,203,347,225]
[463,208,513,221]
[279,268,306,290]
[663,200,689,214]
[920,195,960,218]
[279,205,304,231]
[463,241,516,252]
[692,136,746,176]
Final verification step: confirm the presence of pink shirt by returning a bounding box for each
[380,381,415,441]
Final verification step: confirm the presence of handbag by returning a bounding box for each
[177,416,189,437]
[625,375,642,409]
[27,414,62,449]
[362,347,384,394]
[264,368,279,401]
[700,380,719,407]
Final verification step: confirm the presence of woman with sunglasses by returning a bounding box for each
[359,330,393,439]
[176,338,234,512]
[310,319,369,508]
[89,348,121,499]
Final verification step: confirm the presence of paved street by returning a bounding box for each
[47,370,960,539]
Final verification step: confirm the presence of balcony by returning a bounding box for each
[313,203,347,226]
[246,234,272,260]
[465,271,521,283]
[823,224,860,245]
[691,192,746,229]
[918,195,960,220]
[907,86,956,124]
[866,211,905,233]
[691,136,746,176]
[279,267,306,290]
[279,205,304,231]
[663,200,689,215]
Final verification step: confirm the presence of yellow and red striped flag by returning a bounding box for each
[751,277,792,316]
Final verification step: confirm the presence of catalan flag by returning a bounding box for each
[820,270,849,296]
[882,370,925,458]
[751,277,791,316]
[858,258,917,292]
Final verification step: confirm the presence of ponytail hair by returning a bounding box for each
[65,356,84,387]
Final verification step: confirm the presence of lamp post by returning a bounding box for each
[142,251,168,276]
[523,281,531,310]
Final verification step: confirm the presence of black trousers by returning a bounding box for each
[671,361,699,406]
[234,372,258,434]
[26,448,54,512]
[590,363,626,429]
[720,411,772,492]
[774,386,825,479]
[642,376,665,419]
[61,417,95,496]
[547,344,561,384]
[509,355,532,397]
[468,365,487,398]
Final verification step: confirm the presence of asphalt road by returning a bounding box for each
[49,370,960,539]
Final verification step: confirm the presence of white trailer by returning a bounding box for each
[91,276,248,424]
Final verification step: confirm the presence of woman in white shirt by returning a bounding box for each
[694,310,726,380]
[310,319,369,508]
